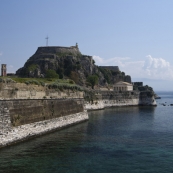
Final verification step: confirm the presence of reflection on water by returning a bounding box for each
[0,99,173,173]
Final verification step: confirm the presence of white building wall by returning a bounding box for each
[114,82,133,91]
[127,85,133,91]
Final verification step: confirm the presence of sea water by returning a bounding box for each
[0,92,173,173]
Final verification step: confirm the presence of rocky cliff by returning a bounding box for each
[16,45,131,86]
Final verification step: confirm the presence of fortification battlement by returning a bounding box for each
[99,66,120,72]
[35,44,81,56]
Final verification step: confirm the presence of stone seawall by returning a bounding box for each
[84,90,157,110]
[0,111,88,147]
[8,99,84,126]
[0,99,88,148]
[0,90,157,147]
[85,99,140,110]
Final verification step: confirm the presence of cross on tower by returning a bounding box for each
[45,36,49,46]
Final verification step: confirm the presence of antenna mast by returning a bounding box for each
[45,36,49,46]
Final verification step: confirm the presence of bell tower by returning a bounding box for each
[1,64,7,76]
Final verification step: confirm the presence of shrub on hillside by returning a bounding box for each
[45,70,59,79]
[87,75,98,89]
[47,83,83,91]
[24,80,45,86]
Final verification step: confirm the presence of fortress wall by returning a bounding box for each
[0,83,84,99]
[9,99,84,126]
[99,90,139,99]
[0,99,88,148]
[0,86,156,147]
[84,90,156,110]
[35,46,81,56]
[0,99,84,127]
[84,99,140,110]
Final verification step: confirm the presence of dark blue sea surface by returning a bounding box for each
[0,92,173,173]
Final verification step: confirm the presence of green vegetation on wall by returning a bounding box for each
[98,67,111,84]
[27,64,38,72]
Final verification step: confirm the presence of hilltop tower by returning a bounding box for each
[76,43,78,49]
[1,64,7,76]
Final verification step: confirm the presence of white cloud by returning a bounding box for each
[93,55,173,80]
[0,52,2,56]
[143,55,173,80]
[93,55,131,67]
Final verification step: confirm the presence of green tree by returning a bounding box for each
[27,64,37,72]
[46,69,59,78]
[87,75,98,89]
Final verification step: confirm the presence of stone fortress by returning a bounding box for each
[0,44,156,148]
[16,43,133,88]
[36,43,80,56]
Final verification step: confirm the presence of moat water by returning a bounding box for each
[0,92,173,173]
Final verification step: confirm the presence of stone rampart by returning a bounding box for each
[0,99,88,148]
[9,99,84,126]
[0,86,157,147]
[0,82,84,99]
[84,90,156,110]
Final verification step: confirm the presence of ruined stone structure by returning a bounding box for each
[1,64,7,77]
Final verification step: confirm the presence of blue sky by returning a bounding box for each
[0,0,173,91]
